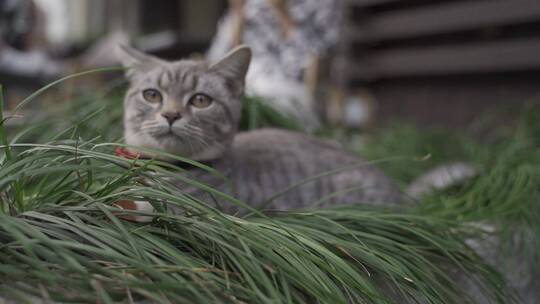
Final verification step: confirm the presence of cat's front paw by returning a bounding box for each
[113,200,155,223]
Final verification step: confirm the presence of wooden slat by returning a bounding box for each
[347,0,540,43]
[348,38,540,80]
[343,0,400,7]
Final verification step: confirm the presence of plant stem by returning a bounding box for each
[0,85,23,213]
[0,85,12,160]
[0,86,3,214]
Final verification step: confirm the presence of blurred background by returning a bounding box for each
[1,0,540,132]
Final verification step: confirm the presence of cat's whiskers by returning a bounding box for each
[143,127,164,136]
[173,126,213,150]
[184,122,222,145]
[141,120,169,136]
[183,126,210,141]
[141,120,159,128]
[184,126,222,150]
[183,132,206,155]
[183,124,204,134]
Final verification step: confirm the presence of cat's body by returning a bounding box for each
[178,128,402,212]
[119,45,402,212]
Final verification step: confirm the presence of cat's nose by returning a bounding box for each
[162,112,182,125]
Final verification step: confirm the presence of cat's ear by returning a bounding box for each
[209,45,251,86]
[116,44,163,79]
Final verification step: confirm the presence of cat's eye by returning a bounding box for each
[142,89,163,103]
[189,94,213,109]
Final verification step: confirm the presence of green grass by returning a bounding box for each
[358,108,540,300]
[359,107,540,223]
[0,141,507,303]
[0,70,533,303]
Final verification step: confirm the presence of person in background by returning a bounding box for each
[207,0,341,131]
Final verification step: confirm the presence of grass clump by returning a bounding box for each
[360,109,540,303]
[0,141,507,303]
[0,71,526,303]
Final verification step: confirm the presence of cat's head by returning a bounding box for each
[118,45,251,161]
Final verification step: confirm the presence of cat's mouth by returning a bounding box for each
[153,128,187,141]
[145,125,189,143]
[152,128,177,139]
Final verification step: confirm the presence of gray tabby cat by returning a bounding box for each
[119,45,403,212]
[117,45,538,303]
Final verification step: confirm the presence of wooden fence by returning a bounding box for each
[335,0,540,127]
